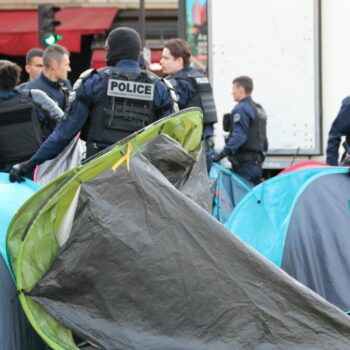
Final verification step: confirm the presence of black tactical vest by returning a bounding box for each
[240,102,267,153]
[0,91,42,163]
[81,68,157,145]
[171,68,218,124]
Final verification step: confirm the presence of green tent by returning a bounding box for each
[7,108,203,349]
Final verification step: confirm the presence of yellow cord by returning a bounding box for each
[111,142,132,172]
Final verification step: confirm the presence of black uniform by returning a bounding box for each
[26,73,71,138]
[168,66,217,138]
[326,96,350,165]
[168,66,217,169]
[28,62,175,163]
[215,96,268,185]
[9,27,175,183]
[0,88,63,173]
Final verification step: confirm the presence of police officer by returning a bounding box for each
[160,38,217,168]
[9,27,176,182]
[213,76,268,185]
[0,60,63,174]
[22,48,44,84]
[26,45,72,138]
[326,96,350,165]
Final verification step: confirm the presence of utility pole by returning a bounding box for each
[178,0,186,38]
[139,0,146,47]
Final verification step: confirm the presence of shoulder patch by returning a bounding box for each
[194,77,209,84]
[233,113,241,122]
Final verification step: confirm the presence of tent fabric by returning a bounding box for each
[141,135,212,212]
[0,173,40,270]
[225,167,348,267]
[0,8,118,55]
[34,136,86,186]
[176,141,212,213]
[281,173,350,312]
[7,108,204,350]
[225,166,350,312]
[209,163,253,224]
[278,160,328,175]
[30,153,350,349]
[0,254,44,350]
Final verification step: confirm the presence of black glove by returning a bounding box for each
[212,152,225,162]
[9,159,36,183]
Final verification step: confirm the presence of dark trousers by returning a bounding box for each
[232,160,262,185]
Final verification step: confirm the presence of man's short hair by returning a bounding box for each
[43,45,70,68]
[233,76,254,94]
[26,48,44,64]
[164,38,191,67]
[0,60,21,89]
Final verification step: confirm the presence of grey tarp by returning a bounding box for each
[29,154,350,349]
[282,173,350,312]
[35,135,86,186]
[141,135,212,213]
[0,254,44,350]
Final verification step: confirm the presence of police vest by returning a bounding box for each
[81,68,157,145]
[240,102,267,153]
[171,68,218,124]
[0,91,43,163]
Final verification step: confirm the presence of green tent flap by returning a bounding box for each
[7,108,203,349]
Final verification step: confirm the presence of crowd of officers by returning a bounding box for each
[9,26,350,187]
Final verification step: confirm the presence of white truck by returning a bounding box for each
[208,0,350,172]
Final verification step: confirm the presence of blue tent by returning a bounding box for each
[0,173,43,349]
[209,163,253,224]
[0,173,40,270]
[225,166,350,312]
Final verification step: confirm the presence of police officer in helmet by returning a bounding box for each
[213,76,268,185]
[160,38,217,169]
[9,27,176,182]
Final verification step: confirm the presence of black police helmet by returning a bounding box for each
[105,27,141,66]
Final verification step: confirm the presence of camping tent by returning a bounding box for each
[0,173,43,349]
[6,110,350,349]
[278,160,327,175]
[0,172,40,269]
[225,166,350,312]
[209,162,253,224]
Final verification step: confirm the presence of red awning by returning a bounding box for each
[0,7,118,55]
[91,49,106,69]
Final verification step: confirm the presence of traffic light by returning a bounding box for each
[38,4,62,46]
